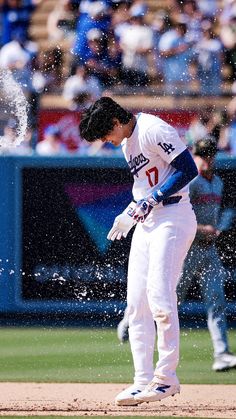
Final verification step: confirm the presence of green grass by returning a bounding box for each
[0,327,235,383]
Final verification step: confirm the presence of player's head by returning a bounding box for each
[193,136,218,174]
[193,136,218,159]
[79,97,133,144]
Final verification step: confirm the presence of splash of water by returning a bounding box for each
[0,69,28,147]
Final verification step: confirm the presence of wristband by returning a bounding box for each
[147,190,163,206]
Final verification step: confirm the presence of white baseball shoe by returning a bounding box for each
[115,384,146,406]
[212,352,236,371]
[134,380,180,403]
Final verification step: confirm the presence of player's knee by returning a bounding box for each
[147,291,174,323]
[152,308,172,325]
[127,300,147,323]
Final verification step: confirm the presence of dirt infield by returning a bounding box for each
[0,383,235,418]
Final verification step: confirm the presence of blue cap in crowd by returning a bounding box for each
[44,125,61,136]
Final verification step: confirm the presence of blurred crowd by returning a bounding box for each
[0,0,236,156]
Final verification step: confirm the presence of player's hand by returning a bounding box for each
[132,199,153,223]
[107,201,137,241]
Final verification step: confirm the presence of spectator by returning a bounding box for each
[106,33,123,85]
[177,137,236,372]
[0,4,3,46]
[62,63,102,110]
[195,19,223,96]
[151,10,171,81]
[218,96,236,155]
[152,9,170,46]
[220,11,236,84]
[182,0,203,44]
[197,0,219,19]
[129,0,147,17]
[71,0,111,70]
[185,106,225,148]
[0,27,40,126]
[0,118,33,154]
[111,0,132,36]
[220,0,236,25]
[0,117,18,151]
[158,19,194,95]
[0,27,38,94]
[0,0,43,46]
[47,0,76,42]
[36,125,67,155]
[119,6,154,86]
[32,47,64,94]
[81,27,120,87]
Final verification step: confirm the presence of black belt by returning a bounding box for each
[162,196,182,206]
[133,195,182,206]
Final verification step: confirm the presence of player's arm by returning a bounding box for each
[154,148,198,199]
[132,149,198,222]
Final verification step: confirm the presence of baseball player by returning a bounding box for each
[178,137,236,371]
[79,97,198,406]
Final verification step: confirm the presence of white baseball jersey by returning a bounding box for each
[121,112,189,202]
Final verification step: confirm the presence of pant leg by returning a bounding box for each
[146,204,197,385]
[201,245,229,357]
[126,223,156,385]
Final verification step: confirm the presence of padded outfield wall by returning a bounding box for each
[0,154,235,323]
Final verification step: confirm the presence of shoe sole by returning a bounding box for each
[135,388,180,403]
[213,365,236,372]
[115,398,143,406]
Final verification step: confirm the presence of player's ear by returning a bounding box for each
[113,118,121,127]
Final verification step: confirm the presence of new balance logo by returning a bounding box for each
[131,390,142,395]
[155,385,171,393]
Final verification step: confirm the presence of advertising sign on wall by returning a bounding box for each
[22,162,133,309]
[38,109,197,152]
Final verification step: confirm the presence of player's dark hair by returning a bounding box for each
[79,97,133,142]
[193,136,218,158]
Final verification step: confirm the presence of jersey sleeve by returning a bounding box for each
[145,119,187,164]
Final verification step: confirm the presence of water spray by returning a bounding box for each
[0,69,28,147]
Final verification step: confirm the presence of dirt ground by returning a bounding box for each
[0,383,235,418]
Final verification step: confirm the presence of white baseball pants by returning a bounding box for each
[126,202,197,386]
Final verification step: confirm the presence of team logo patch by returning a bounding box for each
[158,142,175,154]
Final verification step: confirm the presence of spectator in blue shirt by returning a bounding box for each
[0,0,42,45]
[71,0,111,67]
[158,19,194,95]
[195,19,223,96]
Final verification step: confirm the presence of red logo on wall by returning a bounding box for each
[39,110,82,151]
